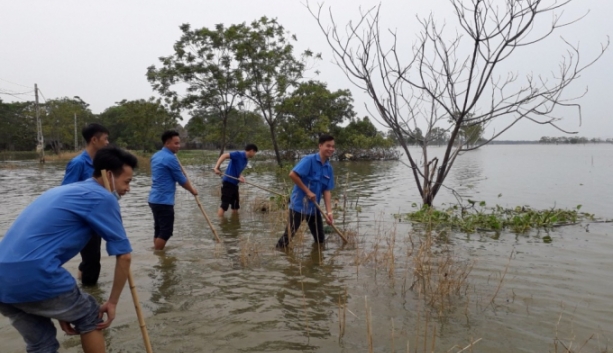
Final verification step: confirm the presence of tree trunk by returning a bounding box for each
[220,116,228,156]
[268,123,283,167]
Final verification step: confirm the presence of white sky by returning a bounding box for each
[1,0,611,140]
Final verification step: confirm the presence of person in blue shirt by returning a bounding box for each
[149,130,198,251]
[62,123,109,287]
[0,146,136,353]
[276,134,336,249]
[213,143,259,217]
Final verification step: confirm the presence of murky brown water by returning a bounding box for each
[1,144,612,352]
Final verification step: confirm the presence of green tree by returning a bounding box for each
[40,97,95,154]
[277,80,355,149]
[147,23,244,155]
[98,98,177,151]
[186,107,271,150]
[334,116,394,149]
[233,17,315,166]
[0,99,37,151]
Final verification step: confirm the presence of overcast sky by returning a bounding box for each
[1,0,611,140]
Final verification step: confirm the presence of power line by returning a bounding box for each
[0,77,32,89]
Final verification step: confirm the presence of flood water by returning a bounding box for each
[1,144,612,352]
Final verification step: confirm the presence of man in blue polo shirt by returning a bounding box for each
[213,143,259,217]
[149,130,199,251]
[276,134,335,248]
[0,146,136,353]
[62,123,109,286]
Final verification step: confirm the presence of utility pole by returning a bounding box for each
[74,112,78,151]
[35,84,45,163]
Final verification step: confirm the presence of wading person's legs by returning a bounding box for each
[150,203,174,250]
[306,212,325,244]
[78,234,102,286]
[0,286,104,353]
[276,209,304,248]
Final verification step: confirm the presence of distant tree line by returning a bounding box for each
[539,136,613,144]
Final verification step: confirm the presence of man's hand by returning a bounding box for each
[306,191,316,202]
[239,176,246,183]
[325,212,334,225]
[59,320,79,335]
[213,168,222,176]
[96,301,117,330]
[191,187,199,196]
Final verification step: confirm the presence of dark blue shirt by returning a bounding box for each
[0,179,132,303]
[148,147,187,205]
[289,153,335,215]
[222,151,248,185]
[61,150,94,185]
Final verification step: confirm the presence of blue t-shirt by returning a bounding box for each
[222,151,248,185]
[61,150,94,185]
[0,178,132,304]
[148,147,187,205]
[289,153,335,215]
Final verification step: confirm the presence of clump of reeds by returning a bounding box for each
[409,231,474,315]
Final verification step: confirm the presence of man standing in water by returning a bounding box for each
[0,146,136,353]
[62,123,110,286]
[149,130,198,251]
[213,144,259,217]
[276,134,335,248]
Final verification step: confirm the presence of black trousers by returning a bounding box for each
[78,234,102,286]
[276,209,325,248]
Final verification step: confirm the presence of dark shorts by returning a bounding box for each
[0,285,102,353]
[149,203,175,241]
[220,181,240,211]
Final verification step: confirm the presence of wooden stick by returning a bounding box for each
[311,200,348,243]
[101,170,154,353]
[218,172,287,197]
[177,160,221,243]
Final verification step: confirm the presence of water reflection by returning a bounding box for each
[150,253,179,314]
[276,245,344,341]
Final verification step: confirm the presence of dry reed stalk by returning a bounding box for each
[365,296,373,353]
[487,249,514,308]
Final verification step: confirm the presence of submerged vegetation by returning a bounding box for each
[398,202,602,234]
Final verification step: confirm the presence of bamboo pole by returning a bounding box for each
[218,172,287,197]
[101,170,153,353]
[311,200,348,243]
[177,160,221,243]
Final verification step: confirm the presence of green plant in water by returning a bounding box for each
[398,202,596,234]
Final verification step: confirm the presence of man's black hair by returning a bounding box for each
[245,143,259,152]
[82,123,109,143]
[318,134,334,145]
[161,130,180,144]
[93,146,138,177]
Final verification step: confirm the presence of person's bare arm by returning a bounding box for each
[323,190,333,224]
[97,253,131,329]
[213,153,230,175]
[181,180,198,196]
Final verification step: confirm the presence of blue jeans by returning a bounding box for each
[0,285,101,353]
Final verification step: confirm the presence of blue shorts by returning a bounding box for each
[149,202,175,241]
[0,285,102,353]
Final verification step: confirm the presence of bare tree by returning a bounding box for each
[309,0,608,206]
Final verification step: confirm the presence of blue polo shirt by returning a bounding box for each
[148,147,187,205]
[61,150,94,185]
[222,151,248,185]
[289,153,335,215]
[0,178,132,304]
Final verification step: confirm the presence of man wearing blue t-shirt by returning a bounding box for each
[276,135,335,249]
[62,123,109,286]
[0,146,136,353]
[149,130,199,251]
[213,144,259,217]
